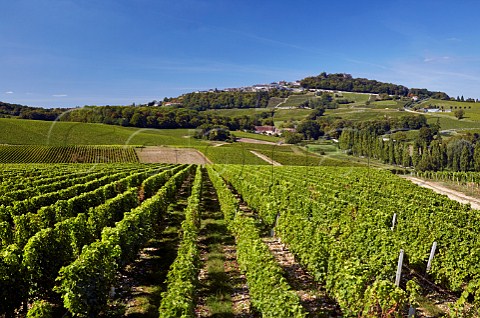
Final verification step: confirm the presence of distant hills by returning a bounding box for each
[0,101,64,120]
[0,72,462,116]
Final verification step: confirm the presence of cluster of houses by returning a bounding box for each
[253,125,296,136]
[195,81,305,94]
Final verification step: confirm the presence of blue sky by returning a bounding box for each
[2,0,480,108]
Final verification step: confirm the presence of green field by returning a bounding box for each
[325,108,408,121]
[280,93,317,107]
[426,115,480,130]
[339,92,372,105]
[273,108,311,122]
[370,99,407,109]
[0,118,324,165]
[418,98,478,110]
[202,108,269,117]
[267,96,286,107]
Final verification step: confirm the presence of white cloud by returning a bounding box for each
[52,94,68,97]
[424,56,451,63]
[446,37,461,42]
[5,91,14,94]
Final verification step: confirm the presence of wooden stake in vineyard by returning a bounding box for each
[391,213,397,231]
[395,249,404,287]
[426,241,437,272]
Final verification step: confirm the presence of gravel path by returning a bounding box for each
[403,176,480,210]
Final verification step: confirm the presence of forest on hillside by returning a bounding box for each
[300,72,451,99]
[168,89,291,110]
[58,106,272,131]
[0,102,64,120]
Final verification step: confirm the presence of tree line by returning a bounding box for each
[300,72,450,99]
[58,105,272,131]
[338,126,480,172]
[0,102,64,121]
[165,89,291,111]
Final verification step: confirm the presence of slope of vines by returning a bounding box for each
[0,163,187,317]
[0,145,139,163]
[216,165,480,315]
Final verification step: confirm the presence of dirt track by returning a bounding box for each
[249,151,282,166]
[136,147,211,164]
[236,138,278,145]
[403,176,480,210]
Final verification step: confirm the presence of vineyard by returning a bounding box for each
[0,163,479,317]
[0,145,139,163]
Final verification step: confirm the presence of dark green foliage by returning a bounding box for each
[296,120,323,140]
[417,127,434,145]
[0,101,64,120]
[0,245,28,317]
[301,72,451,100]
[178,90,290,111]
[58,105,266,131]
[194,124,233,141]
[301,72,410,96]
[283,131,304,144]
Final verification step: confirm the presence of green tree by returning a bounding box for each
[430,140,444,171]
[474,143,480,171]
[417,127,434,145]
[460,144,473,171]
[284,132,303,144]
[411,144,421,167]
[194,124,233,142]
[338,129,354,150]
[388,139,396,165]
[402,145,412,167]
[416,147,433,171]
[296,120,323,140]
[454,109,465,119]
[307,107,325,120]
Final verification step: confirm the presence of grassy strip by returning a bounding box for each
[158,166,202,317]
[197,175,234,316]
[207,166,306,318]
[204,239,232,315]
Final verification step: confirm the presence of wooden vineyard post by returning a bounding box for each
[395,249,404,287]
[391,213,397,231]
[426,241,437,272]
[270,213,280,237]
